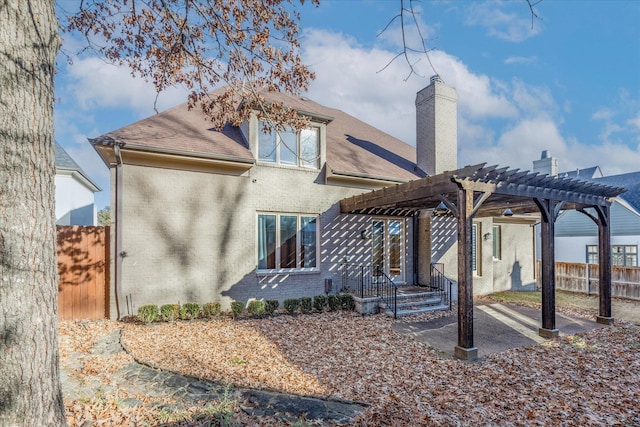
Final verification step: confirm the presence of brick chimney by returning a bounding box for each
[533,150,558,177]
[415,75,458,176]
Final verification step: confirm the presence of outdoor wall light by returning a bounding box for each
[483,232,492,241]
[361,229,371,239]
[503,208,514,217]
[433,201,449,217]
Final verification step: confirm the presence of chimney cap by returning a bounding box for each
[541,150,550,159]
[430,75,443,84]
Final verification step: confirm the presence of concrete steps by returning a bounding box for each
[380,288,449,318]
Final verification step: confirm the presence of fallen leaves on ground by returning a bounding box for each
[61,304,640,426]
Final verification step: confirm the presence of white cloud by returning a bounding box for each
[375,4,438,52]
[504,56,538,65]
[510,79,557,116]
[463,1,543,42]
[62,57,190,117]
[592,108,614,121]
[302,28,517,144]
[459,117,568,172]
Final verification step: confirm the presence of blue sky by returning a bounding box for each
[54,0,640,210]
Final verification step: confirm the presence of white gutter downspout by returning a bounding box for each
[114,144,124,319]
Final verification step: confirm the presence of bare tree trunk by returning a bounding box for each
[0,1,65,425]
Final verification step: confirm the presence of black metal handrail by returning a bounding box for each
[340,263,374,298]
[375,265,398,319]
[339,263,398,318]
[431,263,453,310]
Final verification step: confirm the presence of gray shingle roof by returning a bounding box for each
[55,141,81,170]
[91,89,423,182]
[55,141,101,192]
[594,172,640,212]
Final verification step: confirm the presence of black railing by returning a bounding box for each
[375,266,398,319]
[340,263,398,318]
[430,263,453,310]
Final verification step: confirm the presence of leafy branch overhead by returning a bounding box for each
[65,0,319,131]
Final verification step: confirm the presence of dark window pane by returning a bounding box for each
[258,215,276,269]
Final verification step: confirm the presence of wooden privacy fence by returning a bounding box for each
[536,261,640,301]
[57,226,110,320]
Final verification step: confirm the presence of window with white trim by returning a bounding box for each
[258,121,319,169]
[257,213,318,271]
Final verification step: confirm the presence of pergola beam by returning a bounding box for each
[339,163,627,361]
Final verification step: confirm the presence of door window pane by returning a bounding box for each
[388,220,402,277]
[372,220,385,275]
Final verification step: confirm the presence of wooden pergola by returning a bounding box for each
[340,163,627,361]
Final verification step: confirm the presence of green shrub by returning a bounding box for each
[179,302,200,320]
[160,304,180,321]
[137,305,159,323]
[247,300,265,317]
[264,299,279,315]
[327,294,340,312]
[340,293,355,311]
[313,295,327,312]
[299,297,312,314]
[203,302,221,318]
[230,301,245,318]
[283,298,300,315]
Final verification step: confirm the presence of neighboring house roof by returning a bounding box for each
[594,171,640,213]
[91,89,423,183]
[560,166,603,180]
[55,141,101,192]
[555,170,640,237]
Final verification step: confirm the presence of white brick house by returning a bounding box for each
[92,78,537,319]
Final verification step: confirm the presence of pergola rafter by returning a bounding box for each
[340,163,627,360]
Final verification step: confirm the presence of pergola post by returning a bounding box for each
[596,204,614,325]
[536,198,559,338]
[455,188,477,361]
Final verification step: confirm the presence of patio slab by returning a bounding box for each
[391,301,608,360]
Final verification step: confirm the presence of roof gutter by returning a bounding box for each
[327,167,411,185]
[121,143,256,165]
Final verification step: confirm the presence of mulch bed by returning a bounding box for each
[61,305,640,426]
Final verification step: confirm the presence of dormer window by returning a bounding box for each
[257,121,320,169]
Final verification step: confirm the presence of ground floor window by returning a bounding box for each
[472,223,481,274]
[371,218,404,281]
[257,213,318,271]
[492,225,502,260]
[586,244,638,267]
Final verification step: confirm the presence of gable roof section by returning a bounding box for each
[55,141,101,192]
[91,89,422,182]
[91,101,254,163]
[560,166,602,180]
[594,171,640,213]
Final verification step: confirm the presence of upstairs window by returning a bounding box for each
[258,121,319,169]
